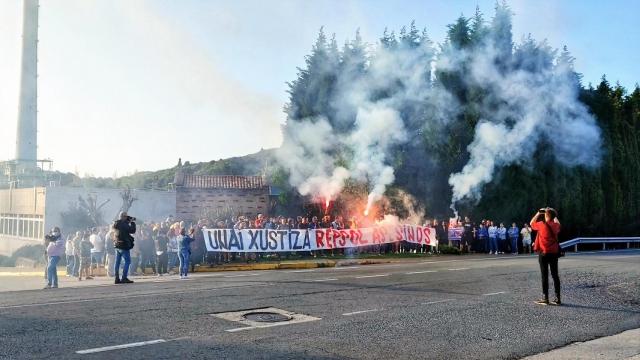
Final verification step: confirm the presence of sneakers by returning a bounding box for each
[121,278,134,284]
[43,284,51,289]
[550,298,562,306]
[52,285,58,289]
[86,276,94,280]
[114,278,121,284]
[535,298,549,305]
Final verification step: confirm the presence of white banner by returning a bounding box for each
[203,225,437,252]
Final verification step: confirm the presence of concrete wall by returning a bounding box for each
[0,187,45,215]
[44,187,176,231]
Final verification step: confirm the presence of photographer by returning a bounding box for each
[44,227,65,289]
[113,211,136,284]
[530,207,562,305]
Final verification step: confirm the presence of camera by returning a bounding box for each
[127,216,136,222]
[45,234,56,242]
[538,208,547,214]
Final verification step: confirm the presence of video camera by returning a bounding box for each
[44,234,57,242]
[126,216,137,222]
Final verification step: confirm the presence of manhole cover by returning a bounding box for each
[243,312,292,323]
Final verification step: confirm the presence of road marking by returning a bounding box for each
[422,299,456,305]
[334,266,360,270]
[355,274,390,279]
[0,284,269,310]
[447,268,470,271]
[287,269,316,273]
[76,339,166,354]
[223,273,262,278]
[311,278,338,282]
[405,270,438,275]
[342,309,381,316]
[482,291,507,296]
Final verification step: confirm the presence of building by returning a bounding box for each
[0,186,175,256]
[174,162,271,221]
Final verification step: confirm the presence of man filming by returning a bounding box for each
[530,207,561,305]
[113,211,136,284]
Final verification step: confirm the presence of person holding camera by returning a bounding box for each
[44,227,65,289]
[530,207,562,305]
[113,211,136,284]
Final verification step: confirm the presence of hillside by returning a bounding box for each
[50,148,278,190]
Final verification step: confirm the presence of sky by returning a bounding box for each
[0,0,638,177]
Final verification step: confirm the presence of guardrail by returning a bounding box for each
[560,237,640,252]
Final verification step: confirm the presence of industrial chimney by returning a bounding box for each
[15,0,39,172]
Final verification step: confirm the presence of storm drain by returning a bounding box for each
[211,307,320,332]
[243,311,292,323]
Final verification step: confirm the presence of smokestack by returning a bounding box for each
[15,0,39,171]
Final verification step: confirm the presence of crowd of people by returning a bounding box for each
[43,208,562,307]
[43,211,548,288]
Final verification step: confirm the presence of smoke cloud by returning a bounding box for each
[447,40,602,205]
[278,9,603,216]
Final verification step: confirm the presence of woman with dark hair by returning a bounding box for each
[530,207,562,305]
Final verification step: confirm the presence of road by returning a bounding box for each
[1,251,639,359]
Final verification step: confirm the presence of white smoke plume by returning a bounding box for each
[278,11,602,216]
[447,40,602,205]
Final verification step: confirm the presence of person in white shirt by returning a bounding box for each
[521,223,533,254]
[65,234,75,276]
[89,228,105,276]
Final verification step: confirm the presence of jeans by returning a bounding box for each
[179,250,190,276]
[91,251,104,266]
[73,255,80,276]
[489,237,498,253]
[47,256,60,287]
[168,252,178,270]
[115,249,131,280]
[511,238,518,254]
[66,255,75,275]
[538,253,561,299]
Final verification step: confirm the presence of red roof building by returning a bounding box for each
[173,160,271,221]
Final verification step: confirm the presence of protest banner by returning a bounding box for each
[203,224,437,252]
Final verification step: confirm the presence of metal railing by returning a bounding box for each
[560,237,640,252]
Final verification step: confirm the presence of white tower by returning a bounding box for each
[15,0,39,171]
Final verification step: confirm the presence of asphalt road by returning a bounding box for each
[1,251,639,360]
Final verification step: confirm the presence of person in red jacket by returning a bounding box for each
[530,207,562,305]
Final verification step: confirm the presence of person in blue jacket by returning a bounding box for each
[177,227,195,279]
[497,223,508,254]
[478,222,489,253]
[488,221,498,254]
[508,223,520,255]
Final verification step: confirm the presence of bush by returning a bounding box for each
[0,255,15,267]
[12,245,46,266]
[438,245,461,255]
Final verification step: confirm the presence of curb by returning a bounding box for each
[194,261,337,272]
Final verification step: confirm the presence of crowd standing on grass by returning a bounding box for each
[44,209,557,288]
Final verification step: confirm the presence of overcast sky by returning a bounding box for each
[1,0,638,177]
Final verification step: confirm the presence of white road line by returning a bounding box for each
[0,284,269,310]
[334,266,360,270]
[355,274,390,279]
[422,299,456,305]
[342,309,381,316]
[405,270,438,275]
[447,268,470,271]
[76,339,166,354]
[482,291,507,296]
[311,278,338,282]
[223,273,262,278]
[287,269,316,273]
